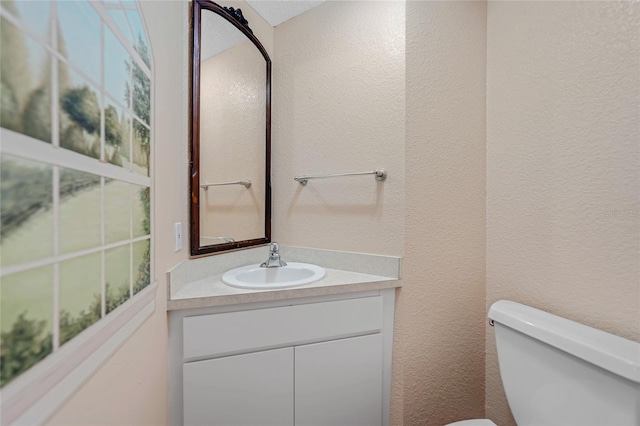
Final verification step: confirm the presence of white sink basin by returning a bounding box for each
[221,262,326,290]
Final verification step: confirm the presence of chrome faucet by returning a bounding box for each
[260,242,287,268]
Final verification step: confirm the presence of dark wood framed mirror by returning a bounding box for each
[190,0,271,256]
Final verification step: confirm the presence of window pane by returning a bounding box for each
[132,239,150,294]
[4,0,52,42]
[0,156,54,266]
[59,169,101,253]
[104,25,131,108]
[0,0,153,387]
[0,266,54,387]
[59,252,101,345]
[132,119,149,176]
[0,18,52,142]
[105,244,130,313]
[104,100,131,168]
[132,185,150,238]
[57,0,101,84]
[59,68,101,159]
[104,179,131,244]
[126,10,151,68]
[131,62,150,125]
[107,8,135,46]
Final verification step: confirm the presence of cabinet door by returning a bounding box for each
[183,347,294,426]
[295,334,383,426]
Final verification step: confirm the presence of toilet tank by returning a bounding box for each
[488,301,640,426]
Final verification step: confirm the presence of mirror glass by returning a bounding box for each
[191,0,271,255]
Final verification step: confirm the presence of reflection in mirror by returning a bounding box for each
[191,0,271,256]
[199,10,265,245]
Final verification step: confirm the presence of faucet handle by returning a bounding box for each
[261,242,286,267]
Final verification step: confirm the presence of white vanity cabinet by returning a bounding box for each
[294,333,383,426]
[183,347,294,426]
[169,289,396,426]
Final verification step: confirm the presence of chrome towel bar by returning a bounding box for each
[201,180,251,190]
[294,169,387,186]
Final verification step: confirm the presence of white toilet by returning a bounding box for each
[448,300,640,426]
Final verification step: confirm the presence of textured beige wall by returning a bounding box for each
[485,1,640,424]
[272,2,487,424]
[199,41,267,242]
[45,1,189,424]
[271,1,406,256]
[396,1,487,424]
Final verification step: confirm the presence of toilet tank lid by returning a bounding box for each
[488,300,640,384]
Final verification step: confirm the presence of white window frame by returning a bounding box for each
[0,1,156,424]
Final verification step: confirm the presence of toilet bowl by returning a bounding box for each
[446,300,640,426]
[447,420,497,426]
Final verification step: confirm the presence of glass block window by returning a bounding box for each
[0,0,153,388]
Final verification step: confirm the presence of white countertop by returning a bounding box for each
[167,246,402,310]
